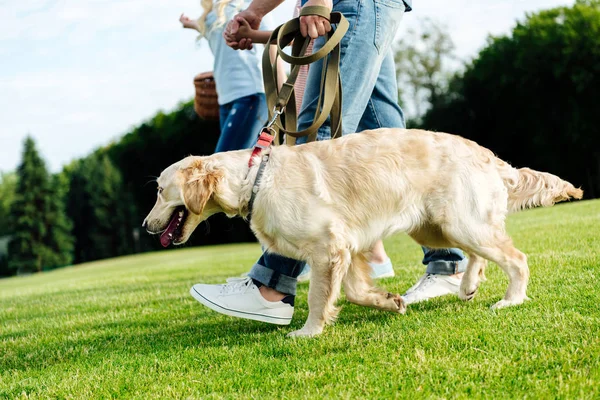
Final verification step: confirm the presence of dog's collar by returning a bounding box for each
[246,128,276,221]
[248,129,276,168]
[247,153,270,221]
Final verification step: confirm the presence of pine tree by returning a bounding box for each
[43,173,74,269]
[8,137,51,273]
[0,172,17,276]
[8,137,74,273]
[0,172,17,237]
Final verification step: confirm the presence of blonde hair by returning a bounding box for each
[197,0,242,37]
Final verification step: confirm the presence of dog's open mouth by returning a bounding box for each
[160,206,187,248]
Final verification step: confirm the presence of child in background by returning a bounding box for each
[180,0,273,153]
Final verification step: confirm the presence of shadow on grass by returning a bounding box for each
[3,283,503,375]
[4,296,467,372]
[1,316,287,373]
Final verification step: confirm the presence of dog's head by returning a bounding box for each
[142,156,222,247]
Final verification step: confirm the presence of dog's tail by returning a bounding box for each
[499,164,583,212]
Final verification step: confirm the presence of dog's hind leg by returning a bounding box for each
[452,231,529,309]
[480,238,529,309]
[287,247,350,338]
[458,254,487,301]
[343,254,406,314]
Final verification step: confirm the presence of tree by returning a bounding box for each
[7,137,74,274]
[66,153,134,263]
[394,18,458,125]
[8,137,50,273]
[0,172,15,275]
[422,1,600,198]
[0,172,17,237]
[43,173,74,269]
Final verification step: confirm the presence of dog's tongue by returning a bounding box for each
[160,213,180,248]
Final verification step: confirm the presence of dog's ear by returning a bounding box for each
[180,161,221,215]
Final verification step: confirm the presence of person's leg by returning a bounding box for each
[214,93,267,153]
[248,252,306,296]
[358,49,467,303]
[297,0,407,140]
[400,247,468,304]
[293,0,407,282]
[352,48,406,279]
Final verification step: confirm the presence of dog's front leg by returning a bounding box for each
[288,251,349,338]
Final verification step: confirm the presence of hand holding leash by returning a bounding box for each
[262,6,348,143]
[299,0,333,38]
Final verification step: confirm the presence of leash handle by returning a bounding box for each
[299,5,332,19]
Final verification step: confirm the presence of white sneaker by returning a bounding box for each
[190,277,294,325]
[401,273,461,305]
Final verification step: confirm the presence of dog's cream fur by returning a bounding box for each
[144,128,583,337]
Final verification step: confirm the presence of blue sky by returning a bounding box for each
[0,0,574,172]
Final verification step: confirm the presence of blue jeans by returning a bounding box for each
[248,0,464,295]
[215,93,267,153]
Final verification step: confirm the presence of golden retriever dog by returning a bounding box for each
[143,128,582,337]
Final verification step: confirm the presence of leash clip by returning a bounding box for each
[266,106,284,129]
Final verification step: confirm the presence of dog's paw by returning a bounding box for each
[490,298,525,310]
[386,293,407,314]
[287,327,322,338]
[459,281,479,301]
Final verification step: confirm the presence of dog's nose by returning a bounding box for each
[142,219,148,229]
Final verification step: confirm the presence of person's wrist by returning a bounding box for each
[247,3,266,20]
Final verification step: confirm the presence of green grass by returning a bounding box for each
[1,200,599,399]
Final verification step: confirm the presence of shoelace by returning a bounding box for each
[220,277,254,295]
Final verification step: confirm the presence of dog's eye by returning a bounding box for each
[157,187,163,195]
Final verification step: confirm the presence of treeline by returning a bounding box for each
[421,0,600,197]
[1,0,598,277]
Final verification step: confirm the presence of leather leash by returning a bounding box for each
[261,5,349,145]
[247,6,348,220]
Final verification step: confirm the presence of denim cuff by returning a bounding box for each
[426,258,468,275]
[248,263,298,296]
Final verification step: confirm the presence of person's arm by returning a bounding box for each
[223,0,285,49]
[235,18,273,44]
[268,46,288,92]
[179,13,200,31]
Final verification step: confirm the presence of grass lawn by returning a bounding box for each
[1,200,599,399]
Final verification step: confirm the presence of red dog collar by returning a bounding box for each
[249,128,276,167]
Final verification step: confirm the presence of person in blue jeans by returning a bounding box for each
[180,0,271,153]
[190,0,468,325]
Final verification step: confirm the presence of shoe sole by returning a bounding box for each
[190,287,293,326]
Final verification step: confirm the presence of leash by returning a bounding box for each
[262,6,349,145]
[247,6,348,219]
